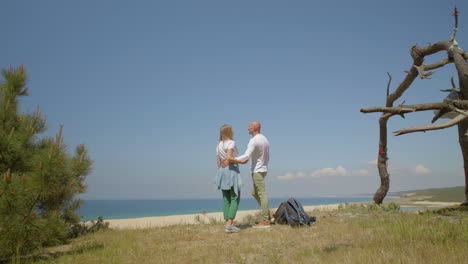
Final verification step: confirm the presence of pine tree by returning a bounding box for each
[0,65,92,259]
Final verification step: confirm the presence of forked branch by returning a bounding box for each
[393,111,468,136]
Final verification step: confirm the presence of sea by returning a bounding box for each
[78,196,382,221]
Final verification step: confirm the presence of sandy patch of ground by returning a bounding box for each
[410,201,459,206]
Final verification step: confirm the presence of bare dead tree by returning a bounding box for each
[360,8,468,205]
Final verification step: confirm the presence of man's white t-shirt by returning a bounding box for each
[236,134,270,173]
[216,140,238,161]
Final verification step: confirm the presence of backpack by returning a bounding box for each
[274,198,316,227]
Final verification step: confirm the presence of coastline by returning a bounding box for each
[79,196,377,221]
[105,203,342,229]
[103,198,460,229]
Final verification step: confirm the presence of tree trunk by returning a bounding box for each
[452,49,468,204]
[374,115,390,204]
[457,123,468,204]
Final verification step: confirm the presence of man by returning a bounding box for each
[229,121,271,228]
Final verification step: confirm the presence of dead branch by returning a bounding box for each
[424,58,452,71]
[450,7,459,42]
[433,75,462,122]
[386,42,451,106]
[386,72,392,97]
[393,111,468,136]
[413,64,434,79]
[361,100,468,114]
[448,104,468,116]
[413,58,453,79]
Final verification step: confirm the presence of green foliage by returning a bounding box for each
[419,204,468,216]
[0,65,93,260]
[393,186,465,202]
[336,201,400,213]
[382,201,400,212]
[366,201,400,212]
[416,187,465,202]
[70,217,110,238]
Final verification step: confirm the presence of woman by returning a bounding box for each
[215,125,247,233]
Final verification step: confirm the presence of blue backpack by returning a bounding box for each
[274,198,316,227]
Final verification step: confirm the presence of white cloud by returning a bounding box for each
[277,172,306,181]
[367,159,377,165]
[352,169,370,176]
[310,166,349,178]
[412,164,431,175]
[277,165,371,181]
[277,172,295,181]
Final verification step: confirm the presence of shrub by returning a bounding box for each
[382,201,401,212]
[70,217,110,238]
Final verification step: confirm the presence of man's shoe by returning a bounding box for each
[225,224,240,233]
[253,221,271,229]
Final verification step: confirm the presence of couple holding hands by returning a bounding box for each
[215,121,271,233]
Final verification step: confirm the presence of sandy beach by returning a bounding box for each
[106,204,341,229]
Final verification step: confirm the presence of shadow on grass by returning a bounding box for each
[238,224,253,230]
[322,243,353,253]
[2,240,105,264]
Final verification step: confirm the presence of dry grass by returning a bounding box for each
[27,205,468,264]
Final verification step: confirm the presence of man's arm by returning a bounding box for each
[226,149,245,164]
[224,149,247,164]
[219,148,236,168]
[228,140,254,164]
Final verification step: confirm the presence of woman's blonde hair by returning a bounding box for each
[219,125,234,141]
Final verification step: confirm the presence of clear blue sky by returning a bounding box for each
[1,0,466,199]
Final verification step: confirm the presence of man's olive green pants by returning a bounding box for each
[251,172,270,222]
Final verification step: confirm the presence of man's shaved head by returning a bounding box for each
[248,121,261,135]
[251,121,261,130]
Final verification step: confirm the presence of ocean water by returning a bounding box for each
[78,196,379,221]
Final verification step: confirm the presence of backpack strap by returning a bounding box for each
[295,199,311,225]
[290,199,311,226]
[287,201,303,225]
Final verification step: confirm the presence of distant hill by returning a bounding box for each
[388,186,465,202]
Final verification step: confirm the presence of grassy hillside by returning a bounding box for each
[27,204,468,264]
[390,186,465,202]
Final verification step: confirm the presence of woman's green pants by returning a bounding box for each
[222,188,240,220]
